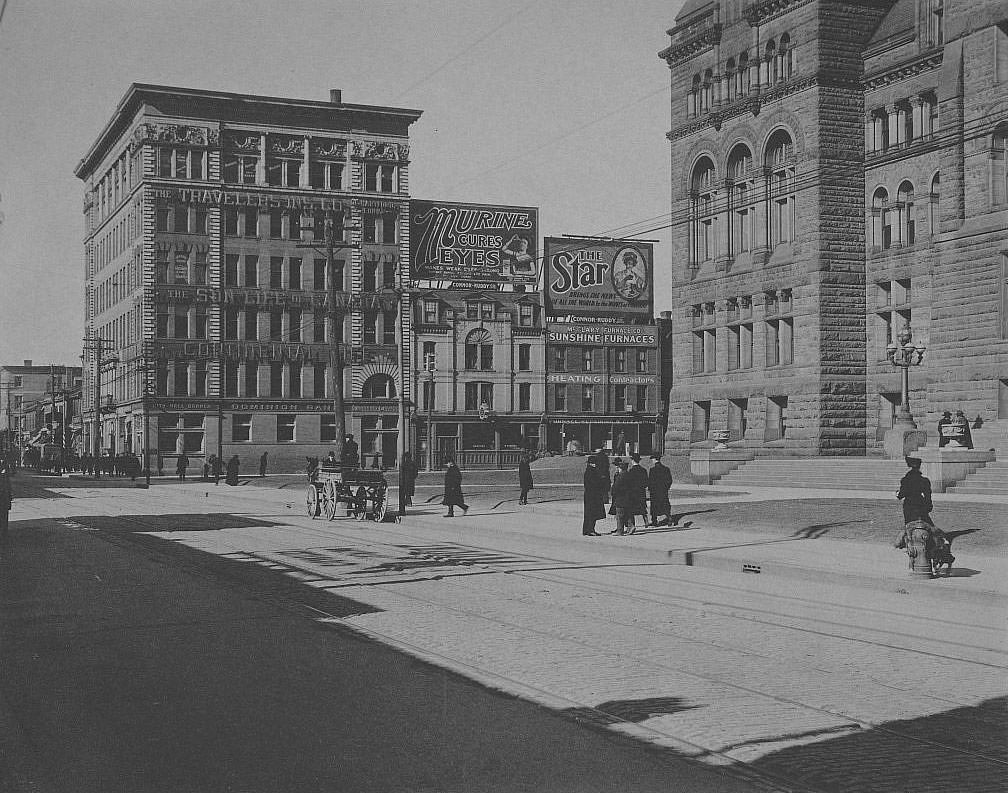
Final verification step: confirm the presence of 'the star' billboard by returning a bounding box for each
[544,237,654,321]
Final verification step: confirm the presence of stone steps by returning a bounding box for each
[717,457,903,490]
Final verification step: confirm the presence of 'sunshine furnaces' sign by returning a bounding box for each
[409,199,538,289]
[544,237,654,321]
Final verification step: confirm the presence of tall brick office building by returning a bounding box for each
[661,0,1008,455]
[76,85,421,471]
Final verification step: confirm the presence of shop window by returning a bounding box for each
[277,414,296,443]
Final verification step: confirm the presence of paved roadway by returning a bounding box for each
[1,473,1005,793]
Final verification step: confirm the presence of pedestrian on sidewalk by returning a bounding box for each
[213,455,222,486]
[442,460,468,517]
[897,455,933,525]
[593,449,611,504]
[937,410,952,447]
[203,455,213,481]
[582,457,605,536]
[259,451,268,478]
[518,452,533,505]
[399,451,417,508]
[625,455,649,532]
[176,452,189,482]
[155,449,163,476]
[610,460,633,535]
[225,454,240,486]
[648,453,673,526]
[0,462,12,543]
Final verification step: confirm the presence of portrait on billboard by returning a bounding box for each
[611,247,649,301]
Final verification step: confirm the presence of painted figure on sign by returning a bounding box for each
[611,248,647,301]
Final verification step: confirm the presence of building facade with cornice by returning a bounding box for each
[75,85,421,472]
[660,0,1008,456]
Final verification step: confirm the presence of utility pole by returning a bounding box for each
[424,353,435,471]
[298,208,358,463]
[142,341,151,487]
[83,336,104,462]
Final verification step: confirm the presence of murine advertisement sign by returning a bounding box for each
[544,236,654,321]
[409,199,538,289]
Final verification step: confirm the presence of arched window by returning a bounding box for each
[725,58,736,102]
[362,374,396,399]
[765,131,796,247]
[738,51,750,96]
[464,328,493,371]
[872,187,891,250]
[765,40,777,85]
[779,34,792,80]
[690,157,717,263]
[897,181,915,246]
[728,145,755,255]
[991,126,1008,207]
[930,173,940,235]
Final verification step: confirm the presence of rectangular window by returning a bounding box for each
[518,344,531,371]
[464,382,479,411]
[614,385,627,412]
[289,308,302,342]
[156,310,169,338]
[224,361,238,398]
[554,347,567,372]
[704,329,716,372]
[383,309,397,346]
[269,210,284,239]
[244,255,258,287]
[224,309,238,340]
[156,206,169,232]
[481,302,494,321]
[636,348,648,372]
[270,257,283,288]
[765,396,788,441]
[231,413,251,443]
[583,348,594,371]
[615,349,626,373]
[173,361,189,396]
[321,413,338,442]
[194,307,208,339]
[479,343,493,370]
[156,251,169,284]
[364,260,377,292]
[519,303,534,326]
[423,380,435,412]
[519,383,531,412]
[173,307,189,339]
[289,363,302,398]
[224,209,239,236]
[194,251,207,285]
[242,207,258,238]
[636,385,647,412]
[466,302,479,320]
[270,362,283,397]
[365,162,396,193]
[244,362,258,397]
[313,312,326,343]
[314,365,327,399]
[244,310,258,341]
[289,258,301,290]
[582,384,594,412]
[194,206,207,235]
[423,300,439,325]
[554,384,567,412]
[314,259,327,291]
[277,414,296,442]
[269,311,282,341]
[364,313,377,344]
[480,383,494,409]
[310,161,343,191]
[465,344,478,370]
[382,259,395,290]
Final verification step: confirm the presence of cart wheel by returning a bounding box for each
[352,486,368,520]
[322,481,338,521]
[372,490,387,522]
[305,484,320,518]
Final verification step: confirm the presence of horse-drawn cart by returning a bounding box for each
[306,466,392,522]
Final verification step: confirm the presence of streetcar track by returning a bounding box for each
[62,510,1008,781]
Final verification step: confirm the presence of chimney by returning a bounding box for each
[329,89,342,105]
[23,359,32,367]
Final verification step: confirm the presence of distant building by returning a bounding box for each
[659,0,1008,455]
[0,361,83,451]
[75,84,421,471]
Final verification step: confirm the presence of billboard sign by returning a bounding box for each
[546,324,657,347]
[544,237,653,321]
[409,200,538,289]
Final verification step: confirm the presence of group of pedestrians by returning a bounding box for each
[583,451,674,537]
[936,409,980,448]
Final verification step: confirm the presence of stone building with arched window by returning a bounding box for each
[660,0,1008,457]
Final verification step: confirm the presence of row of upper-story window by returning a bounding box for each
[157,144,399,193]
[92,148,143,225]
[94,257,143,315]
[550,383,650,414]
[420,298,538,327]
[688,34,795,119]
[691,292,794,374]
[417,381,536,413]
[866,93,938,155]
[419,340,540,375]
[96,306,142,356]
[689,131,797,263]
[869,175,940,251]
[92,203,141,273]
[551,346,653,374]
[691,290,794,328]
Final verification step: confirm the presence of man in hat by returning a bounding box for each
[897,456,933,525]
[648,453,673,527]
[953,411,973,449]
[937,411,952,447]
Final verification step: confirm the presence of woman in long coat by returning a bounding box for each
[225,454,240,486]
[518,453,533,505]
[582,458,606,536]
[400,452,417,506]
[442,461,468,517]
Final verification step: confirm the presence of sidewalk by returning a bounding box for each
[120,475,1008,610]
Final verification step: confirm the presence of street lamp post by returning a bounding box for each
[886,323,926,428]
[423,353,435,471]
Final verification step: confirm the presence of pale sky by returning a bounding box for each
[0,0,684,366]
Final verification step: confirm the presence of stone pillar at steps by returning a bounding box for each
[690,446,755,485]
[919,447,996,493]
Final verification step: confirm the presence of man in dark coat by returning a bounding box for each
[582,458,606,536]
[593,449,611,503]
[225,454,240,486]
[399,451,417,513]
[342,435,360,467]
[624,455,649,532]
[610,461,633,535]
[442,461,468,517]
[937,411,952,447]
[213,455,223,486]
[176,452,189,482]
[648,454,673,526]
[259,451,268,478]
[897,456,933,525]
[518,453,533,505]
[953,411,973,449]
